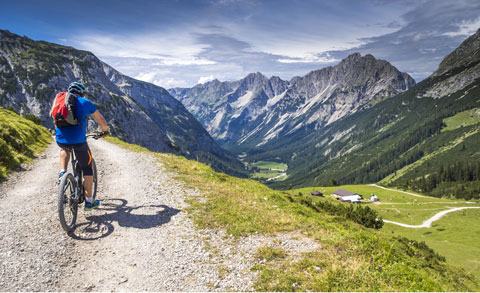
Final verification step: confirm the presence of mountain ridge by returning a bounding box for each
[0,29,247,177]
[265,28,480,195]
[169,53,415,149]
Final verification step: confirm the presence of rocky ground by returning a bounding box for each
[0,138,317,291]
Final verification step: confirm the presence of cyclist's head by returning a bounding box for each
[68,82,86,96]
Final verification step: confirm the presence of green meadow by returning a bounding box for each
[292,184,480,279]
[250,160,288,181]
[442,108,480,132]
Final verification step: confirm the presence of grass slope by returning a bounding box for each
[293,184,480,281]
[442,108,480,132]
[0,107,51,180]
[106,136,477,291]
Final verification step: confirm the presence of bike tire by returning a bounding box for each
[58,173,78,232]
[92,159,97,201]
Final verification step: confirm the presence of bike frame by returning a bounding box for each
[66,148,85,205]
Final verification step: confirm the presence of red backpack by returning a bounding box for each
[50,92,78,127]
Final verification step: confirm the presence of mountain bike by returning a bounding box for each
[57,133,104,232]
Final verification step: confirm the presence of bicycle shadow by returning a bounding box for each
[69,198,180,241]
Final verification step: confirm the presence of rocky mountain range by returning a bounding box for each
[0,30,246,177]
[264,28,480,192]
[169,53,415,149]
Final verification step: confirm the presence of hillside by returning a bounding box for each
[0,30,247,177]
[0,106,50,180]
[98,137,479,291]
[260,28,480,197]
[0,115,477,290]
[292,184,480,280]
[169,54,415,149]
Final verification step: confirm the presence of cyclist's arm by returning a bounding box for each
[91,110,109,132]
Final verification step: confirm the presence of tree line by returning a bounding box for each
[405,160,480,200]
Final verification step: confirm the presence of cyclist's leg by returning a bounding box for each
[59,149,70,170]
[56,142,71,178]
[72,142,94,200]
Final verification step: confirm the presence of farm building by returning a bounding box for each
[333,189,363,203]
[311,191,323,197]
[370,194,379,202]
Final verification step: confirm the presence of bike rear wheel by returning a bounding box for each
[58,173,78,232]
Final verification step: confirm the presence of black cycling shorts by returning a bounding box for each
[57,142,94,176]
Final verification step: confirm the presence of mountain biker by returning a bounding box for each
[51,81,109,210]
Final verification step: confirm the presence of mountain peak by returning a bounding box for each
[239,72,268,89]
[344,52,362,61]
[245,72,267,80]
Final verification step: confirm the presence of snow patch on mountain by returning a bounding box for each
[266,90,287,108]
[232,90,254,109]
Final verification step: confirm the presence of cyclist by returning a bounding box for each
[52,81,109,210]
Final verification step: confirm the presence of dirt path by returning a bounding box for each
[0,139,241,291]
[383,207,480,228]
[0,139,317,291]
[0,139,219,291]
[369,184,429,198]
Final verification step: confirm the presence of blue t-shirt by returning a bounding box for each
[55,96,97,144]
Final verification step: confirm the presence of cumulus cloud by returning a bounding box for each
[277,53,338,64]
[72,31,215,66]
[197,75,216,84]
[322,0,480,81]
[443,17,480,37]
[72,0,480,87]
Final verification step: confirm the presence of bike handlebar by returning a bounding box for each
[86,131,109,140]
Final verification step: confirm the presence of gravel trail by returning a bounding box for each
[0,138,318,291]
[368,184,429,198]
[0,139,233,291]
[383,206,480,228]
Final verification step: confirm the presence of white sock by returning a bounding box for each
[60,169,66,173]
[86,197,93,204]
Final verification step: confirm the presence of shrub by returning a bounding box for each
[299,197,384,229]
[22,113,42,125]
[6,105,17,114]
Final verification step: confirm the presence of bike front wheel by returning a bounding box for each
[58,173,78,232]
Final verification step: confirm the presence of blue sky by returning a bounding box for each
[1,0,480,88]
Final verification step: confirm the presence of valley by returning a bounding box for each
[249,161,288,182]
[170,29,480,201]
[291,184,480,279]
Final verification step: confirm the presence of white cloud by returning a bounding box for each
[154,77,189,88]
[277,53,338,64]
[197,75,216,84]
[70,0,480,88]
[135,72,157,83]
[443,17,480,37]
[135,72,188,88]
[71,31,216,66]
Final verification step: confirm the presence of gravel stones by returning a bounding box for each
[0,139,320,291]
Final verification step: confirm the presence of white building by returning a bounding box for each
[333,189,363,203]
